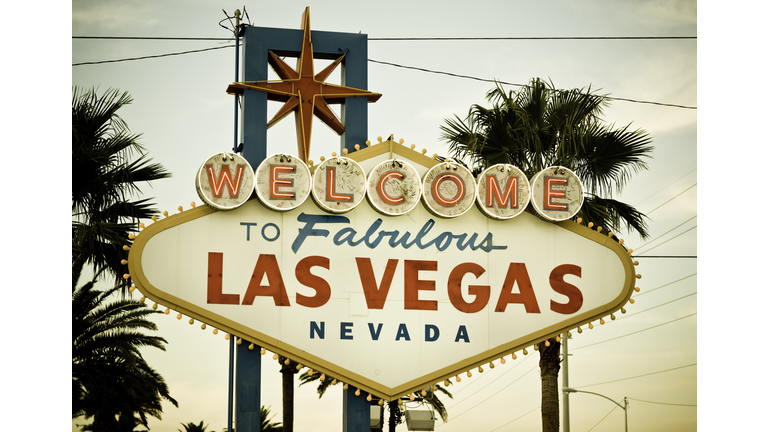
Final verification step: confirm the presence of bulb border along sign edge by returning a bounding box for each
[128,144,636,400]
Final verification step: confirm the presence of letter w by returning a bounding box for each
[356,258,398,309]
[206,164,245,198]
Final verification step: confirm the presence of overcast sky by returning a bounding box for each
[16,0,761,430]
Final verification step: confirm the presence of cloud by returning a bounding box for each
[72,0,160,32]
[637,0,697,28]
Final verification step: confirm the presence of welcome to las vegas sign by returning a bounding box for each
[127,138,637,401]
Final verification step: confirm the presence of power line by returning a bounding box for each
[587,405,619,432]
[72,44,697,110]
[635,273,697,297]
[644,183,697,215]
[441,365,539,425]
[636,225,697,256]
[628,397,696,407]
[73,36,232,41]
[634,256,696,258]
[73,35,697,41]
[634,216,697,252]
[447,354,532,398]
[72,45,234,66]
[570,313,696,351]
[368,59,696,109]
[634,167,697,208]
[488,405,540,431]
[576,363,696,388]
[618,292,696,319]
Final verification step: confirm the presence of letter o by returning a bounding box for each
[261,223,280,242]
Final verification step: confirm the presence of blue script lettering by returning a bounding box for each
[293,213,507,254]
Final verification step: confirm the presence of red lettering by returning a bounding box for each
[206,164,245,198]
[270,165,296,199]
[544,177,568,210]
[378,171,405,205]
[432,173,465,207]
[326,167,353,202]
[549,264,583,314]
[207,252,239,304]
[495,263,541,313]
[295,256,331,308]
[447,262,490,313]
[356,258,398,309]
[242,254,290,306]
[404,260,437,310]
[487,175,518,208]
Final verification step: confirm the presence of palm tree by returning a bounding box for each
[297,371,453,431]
[278,356,298,432]
[260,405,284,431]
[72,272,178,431]
[72,87,171,291]
[441,78,652,432]
[178,420,208,432]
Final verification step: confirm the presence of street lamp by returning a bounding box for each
[562,387,628,432]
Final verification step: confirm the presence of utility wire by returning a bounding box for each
[635,273,696,297]
[628,397,696,407]
[634,167,697,208]
[73,36,232,40]
[636,225,696,256]
[570,313,696,351]
[440,365,539,424]
[635,256,696,258]
[644,183,697,215]
[72,45,234,66]
[488,405,540,431]
[618,292,696,320]
[447,355,531,398]
[73,35,697,41]
[576,363,696,388]
[587,405,619,432]
[634,216,697,252]
[72,44,696,110]
[368,59,696,109]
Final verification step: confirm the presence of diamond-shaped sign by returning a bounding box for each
[128,140,635,401]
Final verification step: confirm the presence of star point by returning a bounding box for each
[226,7,381,162]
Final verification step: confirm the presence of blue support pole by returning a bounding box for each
[236,343,262,431]
[237,22,374,432]
[343,387,370,432]
[227,338,234,432]
[233,15,263,432]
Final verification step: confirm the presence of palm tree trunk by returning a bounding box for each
[388,400,399,432]
[280,359,295,432]
[538,337,561,432]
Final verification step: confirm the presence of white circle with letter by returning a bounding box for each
[530,166,584,221]
[311,156,367,213]
[254,153,312,211]
[195,152,254,211]
[366,159,422,216]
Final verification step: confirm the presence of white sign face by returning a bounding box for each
[129,192,634,399]
[195,153,255,211]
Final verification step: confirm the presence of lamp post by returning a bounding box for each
[562,387,628,432]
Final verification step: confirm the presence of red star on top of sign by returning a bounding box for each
[226,8,382,162]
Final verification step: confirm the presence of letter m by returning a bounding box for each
[206,164,245,198]
[487,175,518,208]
